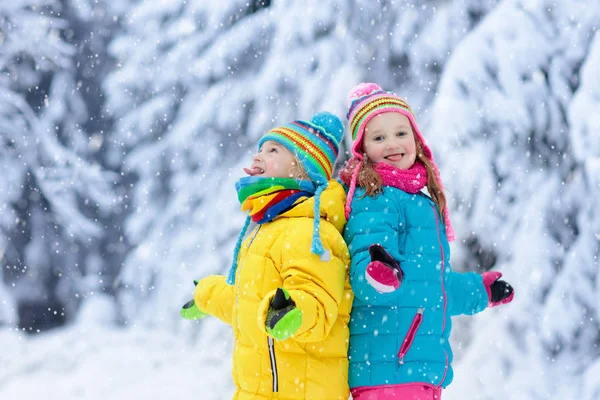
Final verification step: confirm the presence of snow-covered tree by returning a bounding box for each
[0,0,115,330]
[424,1,600,398]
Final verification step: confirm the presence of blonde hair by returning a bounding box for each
[356,140,446,216]
[289,155,309,180]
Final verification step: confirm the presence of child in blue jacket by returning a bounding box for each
[340,83,514,400]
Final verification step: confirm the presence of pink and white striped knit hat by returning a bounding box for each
[345,82,455,241]
[347,82,433,160]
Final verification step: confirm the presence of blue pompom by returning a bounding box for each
[311,111,344,145]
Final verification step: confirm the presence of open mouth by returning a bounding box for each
[385,153,405,162]
[243,166,265,176]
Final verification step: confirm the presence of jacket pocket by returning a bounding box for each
[398,308,424,364]
[268,337,278,392]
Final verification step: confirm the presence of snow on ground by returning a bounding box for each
[0,318,235,400]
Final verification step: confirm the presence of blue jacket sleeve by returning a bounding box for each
[344,193,405,306]
[446,271,489,316]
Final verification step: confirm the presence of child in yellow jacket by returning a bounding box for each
[182,112,353,400]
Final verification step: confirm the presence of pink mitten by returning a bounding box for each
[482,271,514,308]
[365,244,403,294]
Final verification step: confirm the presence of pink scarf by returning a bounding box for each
[339,157,455,241]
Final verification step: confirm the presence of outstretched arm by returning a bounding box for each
[446,271,489,316]
[193,275,235,325]
[447,270,515,316]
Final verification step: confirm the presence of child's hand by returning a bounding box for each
[265,288,302,340]
[180,280,209,320]
[366,244,403,293]
[482,271,514,307]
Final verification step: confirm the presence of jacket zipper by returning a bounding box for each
[431,204,449,387]
[268,337,279,392]
[398,308,424,364]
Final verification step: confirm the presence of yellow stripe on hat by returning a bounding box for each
[350,97,414,136]
[270,127,332,178]
[353,96,413,120]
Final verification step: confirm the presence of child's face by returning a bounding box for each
[244,141,304,179]
[363,112,417,170]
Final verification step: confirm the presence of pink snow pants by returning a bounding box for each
[351,384,442,400]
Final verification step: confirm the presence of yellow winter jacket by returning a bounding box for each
[195,180,352,400]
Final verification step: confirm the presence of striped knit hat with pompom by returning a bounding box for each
[259,111,343,185]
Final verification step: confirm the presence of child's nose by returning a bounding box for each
[253,153,262,162]
[388,138,402,148]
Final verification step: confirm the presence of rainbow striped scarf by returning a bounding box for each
[236,176,316,224]
[227,176,327,285]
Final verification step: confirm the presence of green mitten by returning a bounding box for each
[265,288,302,340]
[180,280,208,320]
[180,299,208,320]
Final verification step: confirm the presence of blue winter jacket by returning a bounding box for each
[344,186,489,389]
